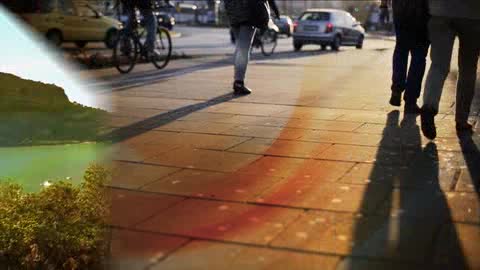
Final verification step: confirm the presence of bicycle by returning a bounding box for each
[253,25,278,56]
[113,16,172,74]
[229,23,279,57]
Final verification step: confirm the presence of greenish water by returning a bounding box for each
[0,143,110,192]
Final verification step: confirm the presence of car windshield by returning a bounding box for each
[299,12,330,21]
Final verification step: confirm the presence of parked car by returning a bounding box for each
[292,9,365,51]
[12,1,122,48]
[275,15,294,37]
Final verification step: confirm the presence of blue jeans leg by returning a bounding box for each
[141,9,157,52]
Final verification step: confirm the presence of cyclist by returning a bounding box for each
[119,0,158,57]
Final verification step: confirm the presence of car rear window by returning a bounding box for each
[299,12,330,21]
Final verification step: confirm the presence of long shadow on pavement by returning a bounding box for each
[345,111,468,268]
[94,49,345,92]
[104,93,238,143]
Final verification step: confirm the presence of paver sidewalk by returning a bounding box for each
[103,43,480,270]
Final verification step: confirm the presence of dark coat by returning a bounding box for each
[393,0,429,28]
[223,0,250,27]
[223,0,280,27]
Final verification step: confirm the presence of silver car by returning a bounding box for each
[293,9,365,51]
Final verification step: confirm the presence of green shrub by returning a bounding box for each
[0,165,110,270]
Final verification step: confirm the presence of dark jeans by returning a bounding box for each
[392,25,429,104]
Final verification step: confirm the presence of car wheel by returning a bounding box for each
[293,42,303,52]
[331,35,341,51]
[75,41,88,48]
[321,44,327,51]
[46,30,62,47]
[105,29,119,49]
[356,35,364,49]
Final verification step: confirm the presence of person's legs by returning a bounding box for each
[404,42,429,105]
[392,29,409,93]
[141,8,157,53]
[233,25,256,83]
[454,19,480,127]
[421,16,456,139]
[232,25,256,95]
[390,26,409,106]
[423,16,456,113]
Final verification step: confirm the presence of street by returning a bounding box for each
[86,27,480,270]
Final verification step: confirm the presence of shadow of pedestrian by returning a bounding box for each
[104,92,239,143]
[342,111,469,269]
[458,132,480,198]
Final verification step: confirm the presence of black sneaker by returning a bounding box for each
[404,103,422,114]
[233,81,252,95]
[389,91,402,106]
[421,107,437,140]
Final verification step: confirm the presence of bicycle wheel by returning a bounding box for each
[260,29,277,57]
[113,32,138,74]
[151,27,172,70]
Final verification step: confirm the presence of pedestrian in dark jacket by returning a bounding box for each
[389,0,430,114]
[420,0,480,139]
[223,0,280,95]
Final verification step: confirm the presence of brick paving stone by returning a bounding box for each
[285,119,363,132]
[178,112,235,122]
[336,111,391,124]
[455,168,480,193]
[142,169,284,201]
[111,161,180,189]
[145,148,261,172]
[317,145,401,164]
[339,163,456,191]
[445,192,480,224]
[155,120,238,134]
[258,181,388,213]
[229,138,332,158]
[108,188,184,228]
[222,125,305,140]
[239,157,353,181]
[271,211,437,262]
[275,107,344,120]
[204,102,290,116]
[121,131,180,147]
[376,188,480,223]
[111,96,198,110]
[151,241,340,270]
[434,223,480,269]
[108,229,189,270]
[136,199,302,244]
[301,130,382,146]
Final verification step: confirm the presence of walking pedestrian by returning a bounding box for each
[389,0,430,114]
[379,0,391,27]
[421,0,480,139]
[223,0,280,95]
